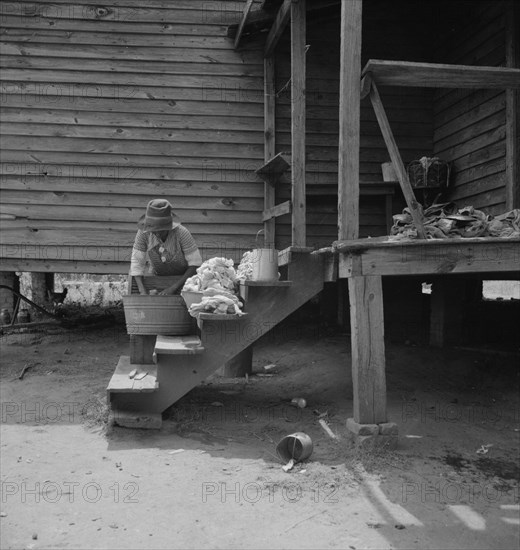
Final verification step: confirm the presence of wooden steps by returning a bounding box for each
[198,312,248,321]
[107,356,158,393]
[154,335,205,356]
[241,280,292,286]
[278,246,314,266]
[108,252,326,428]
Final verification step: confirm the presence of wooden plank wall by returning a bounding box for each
[433,1,508,215]
[274,1,434,249]
[0,0,265,273]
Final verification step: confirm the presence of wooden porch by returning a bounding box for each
[243,0,520,440]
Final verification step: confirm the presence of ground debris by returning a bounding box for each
[18,362,40,380]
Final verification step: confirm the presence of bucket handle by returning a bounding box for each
[255,229,266,249]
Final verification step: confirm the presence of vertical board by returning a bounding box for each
[505,0,520,209]
[348,275,387,424]
[264,56,276,247]
[291,0,306,246]
[338,0,362,240]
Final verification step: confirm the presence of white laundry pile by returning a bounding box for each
[181,255,256,318]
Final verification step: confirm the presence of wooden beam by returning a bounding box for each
[262,200,291,221]
[264,0,292,57]
[333,238,520,277]
[291,0,306,247]
[506,0,520,209]
[234,0,255,49]
[362,59,520,89]
[264,56,276,247]
[348,275,387,424]
[369,81,426,239]
[338,0,362,241]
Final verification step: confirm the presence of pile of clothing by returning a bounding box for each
[390,203,520,240]
[188,292,244,316]
[181,253,255,318]
[183,257,238,294]
[236,250,255,281]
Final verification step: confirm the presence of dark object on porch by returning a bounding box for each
[407,157,450,190]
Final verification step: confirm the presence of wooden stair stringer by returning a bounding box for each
[110,253,325,415]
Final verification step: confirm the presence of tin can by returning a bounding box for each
[0,308,11,325]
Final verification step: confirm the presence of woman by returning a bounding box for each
[130,199,202,295]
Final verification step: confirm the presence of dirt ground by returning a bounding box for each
[0,311,519,550]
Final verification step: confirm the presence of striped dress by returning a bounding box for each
[130,225,202,276]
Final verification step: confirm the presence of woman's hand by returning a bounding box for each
[159,285,180,296]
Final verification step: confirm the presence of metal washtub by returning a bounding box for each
[123,277,195,335]
[123,294,194,335]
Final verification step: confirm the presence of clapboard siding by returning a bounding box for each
[273,1,434,249]
[433,1,508,215]
[0,0,266,272]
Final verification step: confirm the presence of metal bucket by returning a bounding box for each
[276,432,313,463]
[251,248,278,282]
[123,294,194,335]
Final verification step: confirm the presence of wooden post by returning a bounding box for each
[348,275,387,424]
[264,56,276,248]
[506,0,519,209]
[219,345,253,377]
[291,0,306,247]
[338,0,362,241]
[30,272,47,307]
[130,335,156,364]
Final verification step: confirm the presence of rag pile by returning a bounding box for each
[390,203,520,240]
[236,250,255,281]
[182,257,244,317]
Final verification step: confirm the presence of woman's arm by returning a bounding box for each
[134,276,148,295]
[159,266,197,296]
[130,231,149,294]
